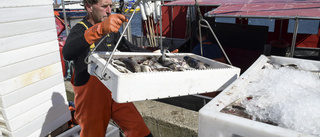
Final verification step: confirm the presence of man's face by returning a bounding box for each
[88,0,113,23]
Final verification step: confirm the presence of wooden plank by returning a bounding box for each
[0,91,68,131]
[0,29,57,53]
[0,40,59,67]
[0,51,61,82]
[0,17,56,38]
[0,5,54,23]
[0,83,66,120]
[0,0,52,8]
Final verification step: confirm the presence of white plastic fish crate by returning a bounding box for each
[198,55,320,137]
[56,124,119,137]
[88,52,240,103]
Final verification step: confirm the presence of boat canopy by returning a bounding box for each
[164,0,320,19]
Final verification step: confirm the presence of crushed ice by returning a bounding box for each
[239,64,320,136]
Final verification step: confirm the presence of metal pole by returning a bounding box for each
[198,20,203,56]
[279,19,283,40]
[289,18,299,57]
[127,22,132,42]
[170,6,173,46]
[62,0,69,36]
[141,17,144,47]
[160,0,164,60]
[199,19,232,65]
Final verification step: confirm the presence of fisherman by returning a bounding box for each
[62,0,153,136]
[193,28,226,63]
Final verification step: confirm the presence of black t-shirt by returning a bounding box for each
[62,18,149,86]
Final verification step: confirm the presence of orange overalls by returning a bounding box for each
[71,76,150,137]
[68,20,151,137]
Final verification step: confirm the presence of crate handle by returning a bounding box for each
[84,5,139,79]
[102,8,138,77]
[93,65,111,81]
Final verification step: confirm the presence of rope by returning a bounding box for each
[55,14,71,30]
[194,0,203,20]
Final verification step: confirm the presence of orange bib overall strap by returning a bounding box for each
[78,21,96,51]
[72,76,150,137]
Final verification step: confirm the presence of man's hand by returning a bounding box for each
[84,14,128,45]
[100,14,128,35]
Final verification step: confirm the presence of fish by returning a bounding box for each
[183,56,206,69]
[180,61,194,70]
[221,96,278,126]
[280,64,299,69]
[112,59,126,67]
[111,59,131,73]
[171,58,194,70]
[112,55,208,73]
[158,55,174,67]
[140,65,153,72]
[142,56,157,66]
[152,63,167,70]
[118,57,141,72]
[144,56,171,71]
[280,63,320,77]
[158,55,185,71]
[146,55,158,62]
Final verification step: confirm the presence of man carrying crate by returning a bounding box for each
[62,0,152,136]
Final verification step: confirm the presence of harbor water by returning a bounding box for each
[119,13,142,36]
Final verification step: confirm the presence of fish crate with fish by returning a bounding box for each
[87,52,240,103]
[198,55,320,137]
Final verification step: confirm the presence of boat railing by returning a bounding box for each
[198,18,233,65]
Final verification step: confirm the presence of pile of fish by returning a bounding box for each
[109,55,209,73]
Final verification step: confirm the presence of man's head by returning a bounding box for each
[196,27,208,42]
[83,0,113,24]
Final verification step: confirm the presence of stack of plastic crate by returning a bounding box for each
[0,0,71,136]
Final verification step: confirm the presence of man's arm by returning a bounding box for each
[62,24,91,60]
[63,14,128,60]
[84,14,128,45]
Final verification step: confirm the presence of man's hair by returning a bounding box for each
[82,0,99,10]
[196,27,208,37]
[83,0,99,5]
